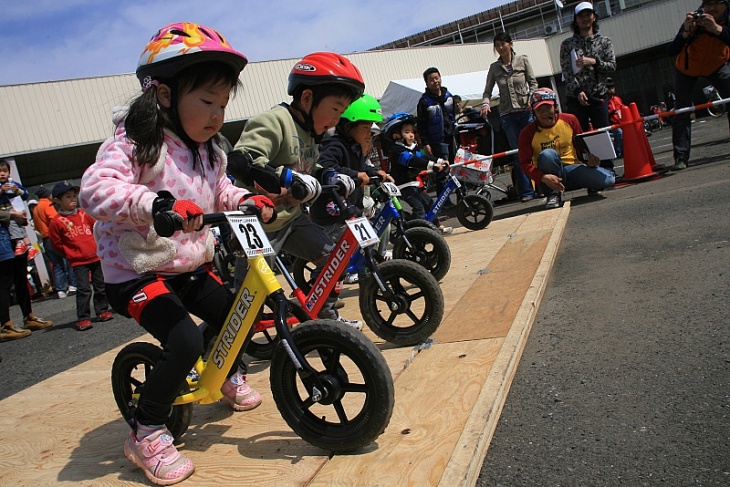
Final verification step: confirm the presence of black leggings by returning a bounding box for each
[108,269,244,426]
[0,251,32,324]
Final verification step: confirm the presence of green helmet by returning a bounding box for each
[341,94,383,123]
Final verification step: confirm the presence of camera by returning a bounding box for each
[693,7,704,20]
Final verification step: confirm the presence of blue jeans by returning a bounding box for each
[501,110,535,198]
[537,149,616,195]
[42,237,77,292]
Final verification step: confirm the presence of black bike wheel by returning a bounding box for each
[457,194,494,230]
[403,218,438,232]
[213,249,236,290]
[359,259,444,346]
[111,342,193,441]
[270,320,395,453]
[392,226,451,281]
[291,257,317,295]
[247,302,312,360]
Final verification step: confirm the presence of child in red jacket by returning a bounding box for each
[49,182,112,330]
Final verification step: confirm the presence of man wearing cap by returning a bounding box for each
[32,186,77,299]
[518,87,616,210]
[559,2,616,170]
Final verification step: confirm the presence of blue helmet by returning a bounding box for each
[383,112,416,138]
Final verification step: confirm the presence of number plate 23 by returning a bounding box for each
[226,213,275,257]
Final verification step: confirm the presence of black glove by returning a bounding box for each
[227,150,282,194]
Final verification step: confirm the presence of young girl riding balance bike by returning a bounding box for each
[80,22,275,485]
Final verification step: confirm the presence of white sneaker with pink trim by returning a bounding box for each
[123,427,194,485]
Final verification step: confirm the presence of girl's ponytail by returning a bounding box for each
[126,87,165,166]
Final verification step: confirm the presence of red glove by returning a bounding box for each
[238,194,275,212]
[171,200,203,219]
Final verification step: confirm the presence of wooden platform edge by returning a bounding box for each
[438,203,571,487]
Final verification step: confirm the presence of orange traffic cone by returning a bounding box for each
[629,103,666,172]
[619,105,664,184]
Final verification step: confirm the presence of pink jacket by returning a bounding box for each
[80,115,249,284]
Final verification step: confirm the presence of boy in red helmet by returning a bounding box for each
[518,87,616,210]
[229,52,364,328]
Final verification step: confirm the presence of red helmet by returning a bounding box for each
[136,22,247,84]
[287,52,365,99]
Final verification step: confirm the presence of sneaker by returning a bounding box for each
[23,313,53,331]
[344,273,359,284]
[68,286,77,294]
[57,291,68,299]
[439,225,453,235]
[221,372,262,411]
[124,427,195,485]
[76,319,93,331]
[98,310,114,322]
[27,247,39,260]
[14,242,27,256]
[587,188,603,196]
[670,156,688,171]
[336,315,364,331]
[545,193,562,210]
[0,321,31,342]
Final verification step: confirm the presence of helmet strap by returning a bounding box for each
[288,100,322,142]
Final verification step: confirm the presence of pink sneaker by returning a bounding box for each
[221,372,262,411]
[124,427,194,485]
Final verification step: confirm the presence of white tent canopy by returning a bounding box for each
[378,70,500,119]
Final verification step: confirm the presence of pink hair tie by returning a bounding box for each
[141,76,159,92]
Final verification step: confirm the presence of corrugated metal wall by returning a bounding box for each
[0,0,689,160]
[1,41,553,158]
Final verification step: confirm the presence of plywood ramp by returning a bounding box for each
[0,204,569,487]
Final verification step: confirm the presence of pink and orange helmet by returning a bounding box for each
[136,22,247,84]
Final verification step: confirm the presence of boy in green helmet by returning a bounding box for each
[309,94,392,237]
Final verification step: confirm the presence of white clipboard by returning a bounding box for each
[574,131,617,161]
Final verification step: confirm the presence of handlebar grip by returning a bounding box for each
[154,210,259,238]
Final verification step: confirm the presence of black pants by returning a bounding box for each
[107,269,244,426]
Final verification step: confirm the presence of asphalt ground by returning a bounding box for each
[478,115,730,486]
[1,115,728,486]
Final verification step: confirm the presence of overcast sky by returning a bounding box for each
[1,0,509,86]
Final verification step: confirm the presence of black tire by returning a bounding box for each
[291,257,316,295]
[213,249,236,289]
[359,259,444,346]
[111,342,193,441]
[247,302,312,360]
[392,226,451,281]
[457,193,494,230]
[403,218,438,232]
[270,320,394,453]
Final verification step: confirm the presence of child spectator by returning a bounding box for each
[605,77,625,157]
[382,112,452,234]
[0,161,34,257]
[32,186,77,298]
[79,22,275,485]
[48,182,112,331]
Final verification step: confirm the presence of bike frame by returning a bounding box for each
[253,187,384,333]
[137,212,325,407]
[420,170,464,225]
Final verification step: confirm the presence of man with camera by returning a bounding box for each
[668,0,730,170]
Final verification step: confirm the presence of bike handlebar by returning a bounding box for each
[154,208,261,238]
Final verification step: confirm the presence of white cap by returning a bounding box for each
[574,1,594,15]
